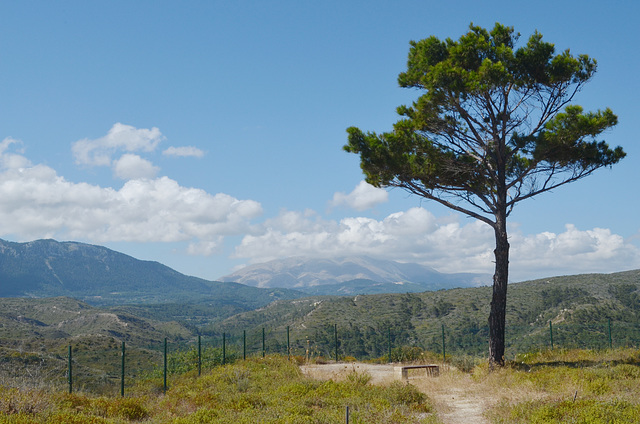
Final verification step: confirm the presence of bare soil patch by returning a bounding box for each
[300,363,492,423]
[413,370,490,424]
[300,362,396,385]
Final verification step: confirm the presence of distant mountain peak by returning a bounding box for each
[0,238,301,305]
[219,256,489,292]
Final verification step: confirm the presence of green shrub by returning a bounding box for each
[390,346,425,363]
[345,369,372,386]
[449,354,479,373]
[384,381,431,412]
[0,388,50,416]
[44,411,109,424]
[503,399,640,423]
[172,408,219,424]
[106,397,148,421]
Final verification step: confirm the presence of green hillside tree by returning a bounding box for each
[344,23,625,366]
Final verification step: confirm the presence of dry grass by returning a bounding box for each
[2,349,640,423]
[0,356,437,423]
[411,348,640,423]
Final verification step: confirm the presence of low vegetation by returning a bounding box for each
[480,348,640,423]
[0,355,436,423]
[2,270,640,421]
[3,348,640,423]
[208,270,640,358]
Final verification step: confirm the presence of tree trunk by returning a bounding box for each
[489,210,509,367]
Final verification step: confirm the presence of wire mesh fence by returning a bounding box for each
[3,319,640,396]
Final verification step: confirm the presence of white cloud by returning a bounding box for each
[0,144,262,246]
[2,136,638,282]
[0,137,30,169]
[510,224,640,279]
[113,154,160,180]
[234,208,640,281]
[330,181,388,211]
[72,123,164,167]
[0,137,21,154]
[163,146,205,158]
[234,207,494,272]
[187,239,224,256]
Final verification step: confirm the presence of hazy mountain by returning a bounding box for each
[219,256,490,293]
[0,238,301,306]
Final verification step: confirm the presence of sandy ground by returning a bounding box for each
[300,363,490,424]
[414,370,491,424]
[300,363,397,385]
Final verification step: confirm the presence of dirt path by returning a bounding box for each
[415,372,490,424]
[300,363,491,423]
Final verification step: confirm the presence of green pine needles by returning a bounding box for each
[345,22,625,366]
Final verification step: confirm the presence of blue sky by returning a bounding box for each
[0,0,638,283]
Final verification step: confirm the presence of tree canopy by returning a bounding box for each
[345,23,625,365]
[346,23,623,227]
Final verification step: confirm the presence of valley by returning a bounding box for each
[2,238,640,399]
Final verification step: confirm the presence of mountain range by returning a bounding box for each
[3,237,639,390]
[0,238,490,302]
[1,236,639,368]
[0,238,299,306]
[219,256,490,294]
[3,268,638,364]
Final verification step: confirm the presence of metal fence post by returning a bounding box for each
[550,321,554,350]
[121,341,125,397]
[222,333,226,365]
[334,324,338,363]
[262,328,266,358]
[198,335,202,376]
[388,327,392,363]
[608,318,613,349]
[243,330,246,360]
[68,345,72,394]
[287,326,290,360]
[441,324,446,363]
[163,338,167,394]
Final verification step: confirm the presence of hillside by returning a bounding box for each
[2,269,640,365]
[0,238,301,306]
[0,296,195,392]
[0,297,191,344]
[209,269,640,358]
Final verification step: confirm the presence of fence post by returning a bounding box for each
[608,318,613,349]
[550,321,554,350]
[334,324,338,363]
[287,326,290,360]
[163,338,167,394]
[346,405,350,423]
[388,328,392,363]
[441,324,446,363]
[262,328,266,358]
[222,333,226,365]
[198,335,202,376]
[243,330,246,360]
[121,341,125,397]
[68,345,72,394]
